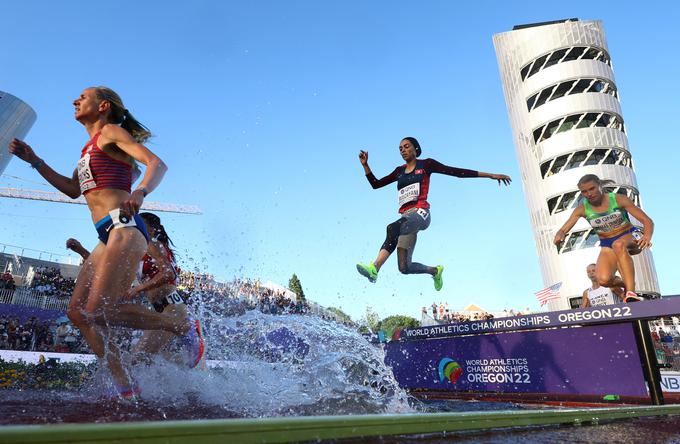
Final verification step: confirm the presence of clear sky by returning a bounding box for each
[1,1,678,321]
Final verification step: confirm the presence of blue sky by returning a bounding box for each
[1,1,678,320]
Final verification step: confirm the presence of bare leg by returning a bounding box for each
[595,247,621,288]
[66,244,129,387]
[135,305,188,357]
[612,236,636,293]
[373,249,391,271]
[86,228,190,336]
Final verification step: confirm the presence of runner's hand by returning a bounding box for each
[553,230,566,246]
[359,150,368,166]
[65,238,82,251]
[637,233,652,250]
[120,189,145,216]
[8,139,39,164]
[489,173,511,186]
[124,286,142,302]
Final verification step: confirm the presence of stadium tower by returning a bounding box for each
[493,19,660,310]
[0,91,36,176]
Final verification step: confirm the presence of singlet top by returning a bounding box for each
[137,242,179,285]
[586,286,618,306]
[583,192,633,238]
[365,158,478,213]
[77,132,133,194]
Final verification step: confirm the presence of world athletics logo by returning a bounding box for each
[438,357,463,384]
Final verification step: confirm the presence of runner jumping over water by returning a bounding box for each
[67,212,193,366]
[554,174,653,303]
[356,137,511,290]
[9,87,204,399]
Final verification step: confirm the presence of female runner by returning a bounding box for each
[67,212,190,364]
[356,137,511,290]
[553,174,653,302]
[10,87,203,398]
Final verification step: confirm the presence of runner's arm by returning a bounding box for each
[100,124,167,215]
[129,242,176,298]
[65,239,90,260]
[365,167,400,189]
[616,194,654,249]
[425,159,511,185]
[580,290,590,308]
[553,205,585,246]
[8,139,81,199]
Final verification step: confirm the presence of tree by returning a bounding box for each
[361,306,381,332]
[379,315,420,339]
[288,273,305,301]
[326,306,352,323]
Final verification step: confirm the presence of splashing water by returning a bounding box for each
[1,303,414,424]
[131,309,413,417]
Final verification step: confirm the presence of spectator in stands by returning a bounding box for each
[581,263,623,308]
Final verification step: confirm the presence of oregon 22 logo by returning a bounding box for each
[438,358,463,384]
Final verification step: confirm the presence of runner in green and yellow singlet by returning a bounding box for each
[554,174,654,303]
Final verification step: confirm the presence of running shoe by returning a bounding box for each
[356,262,378,283]
[624,291,643,303]
[107,382,142,402]
[182,318,205,368]
[433,266,444,291]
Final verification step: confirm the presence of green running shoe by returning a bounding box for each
[433,265,444,291]
[356,262,378,283]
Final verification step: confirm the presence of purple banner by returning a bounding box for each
[385,323,648,397]
[399,298,680,341]
[0,303,65,324]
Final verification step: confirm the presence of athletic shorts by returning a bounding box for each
[599,227,635,249]
[95,208,149,245]
[397,208,431,250]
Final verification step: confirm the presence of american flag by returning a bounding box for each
[535,282,562,306]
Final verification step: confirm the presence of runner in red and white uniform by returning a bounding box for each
[356,137,511,291]
[10,86,203,399]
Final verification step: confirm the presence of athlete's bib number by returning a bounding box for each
[167,292,183,304]
[398,183,420,206]
[77,154,96,192]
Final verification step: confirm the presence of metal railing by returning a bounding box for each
[0,288,68,311]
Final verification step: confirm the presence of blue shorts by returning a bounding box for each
[599,227,635,249]
[95,209,149,245]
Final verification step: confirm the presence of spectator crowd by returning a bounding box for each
[30,267,76,299]
[1,271,16,291]
[0,315,86,354]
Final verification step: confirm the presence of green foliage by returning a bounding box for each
[0,358,95,390]
[326,306,352,323]
[362,306,381,332]
[288,273,306,301]
[379,315,420,339]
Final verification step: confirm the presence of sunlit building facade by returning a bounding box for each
[0,91,36,176]
[493,19,660,310]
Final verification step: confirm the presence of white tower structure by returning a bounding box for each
[0,91,37,176]
[493,19,660,310]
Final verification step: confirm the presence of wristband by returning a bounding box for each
[135,187,149,197]
[30,158,45,169]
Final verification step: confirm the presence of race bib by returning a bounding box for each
[398,183,420,206]
[167,292,184,304]
[109,208,137,229]
[77,154,96,192]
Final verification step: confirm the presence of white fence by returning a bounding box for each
[0,288,68,311]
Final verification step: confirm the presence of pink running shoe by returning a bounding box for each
[107,382,142,401]
[624,291,643,303]
[182,318,205,368]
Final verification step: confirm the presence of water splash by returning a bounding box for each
[127,309,413,417]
